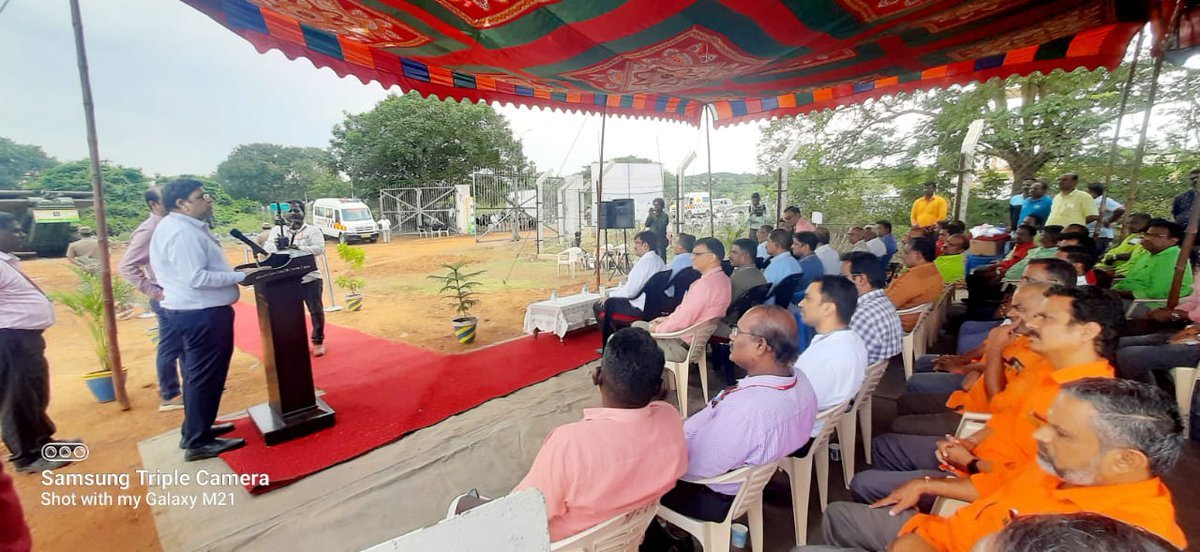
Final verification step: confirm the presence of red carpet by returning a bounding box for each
[219,301,599,493]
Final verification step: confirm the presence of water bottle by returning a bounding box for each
[581,285,589,295]
[550,289,557,301]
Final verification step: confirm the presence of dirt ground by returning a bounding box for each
[6,234,605,551]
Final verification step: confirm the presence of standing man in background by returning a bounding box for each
[66,226,101,269]
[1086,182,1125,254]
[1045,173,1098,227]
[746,192,768,240]
[0,212,74,473]
[645,197,670,260]
[1008,183,1028,230]
[910,182,948,229]
[118,186,184,411]
[150,179,247,461]
[379,216,392,244]
[264,209,329,357]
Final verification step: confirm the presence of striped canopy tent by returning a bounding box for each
[179,0,1157,127]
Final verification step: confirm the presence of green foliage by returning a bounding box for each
[216,143,344,203]
[330,92,529,207]
[335,242,366,294]
[48,266,135,372]
[0,137,57,189]
[28,160,149,236]
[427,260,485,318]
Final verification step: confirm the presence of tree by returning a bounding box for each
[330,92,528,200]
[28,160,149,235]
[216,143,342,203]
[0,137,57,189]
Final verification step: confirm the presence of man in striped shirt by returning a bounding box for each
[841,252,902,365]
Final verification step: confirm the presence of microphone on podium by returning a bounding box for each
[230,228,270,258]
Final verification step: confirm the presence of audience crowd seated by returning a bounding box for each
[446,176,1200,550]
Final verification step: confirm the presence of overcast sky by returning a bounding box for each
[0,0,765,179]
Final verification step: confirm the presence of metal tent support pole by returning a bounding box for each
[706,106,714,236]
[1123,3,1181,217]
[322,254,343,312]
[595,107,607,289]
[1099,29,1144,240]
[71,0,128,409]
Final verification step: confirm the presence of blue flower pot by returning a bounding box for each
[83,371,116,403]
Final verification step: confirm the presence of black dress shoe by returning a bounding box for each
[179,423,238,449]
[184,437,246,461]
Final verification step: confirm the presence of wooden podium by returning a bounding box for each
[236,252,335,445]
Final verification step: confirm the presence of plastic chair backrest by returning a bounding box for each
[549,500,659,552]
[684,318,722,364]
[852,360,888,411]
[690,462,780,524]
[667,267,702,299]
[801,399,854,461]
[724,283,772,325]
[769,273,805,307]
[636,270,674,317]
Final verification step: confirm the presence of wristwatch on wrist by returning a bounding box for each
[967,459,981,475]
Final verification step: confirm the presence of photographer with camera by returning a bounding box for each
[644,197,669,260]
[264,204,329,357]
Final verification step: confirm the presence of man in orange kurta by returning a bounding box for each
[809,377,1187,552]
[885,238,944,332]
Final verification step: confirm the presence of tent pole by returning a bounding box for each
[595,107,607,289]
[706,106,714,236]
[70,0,129,410]
[1124,1,1182,218]
[1100,29,1144,241]
[1158,0,1192,308]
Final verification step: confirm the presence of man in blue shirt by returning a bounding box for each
[668,233,695,277]
[875,220,898,272]
[1017,179,1053,227]
[763,229,801,284]
[792,231,825,293]
[150,179,247,461]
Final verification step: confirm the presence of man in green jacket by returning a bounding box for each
[1113,219,1193,308]
[933,234,967,284]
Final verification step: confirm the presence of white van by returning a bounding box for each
[311,198,380,243]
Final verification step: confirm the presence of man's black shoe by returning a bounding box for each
[179,423,239,449]
[184,437,245,461]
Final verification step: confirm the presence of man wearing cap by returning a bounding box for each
[264,208,329,356]
[254,222,273,247]
[66,226,100,269]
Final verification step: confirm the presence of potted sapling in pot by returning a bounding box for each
[428,261,485,344]
[335,242,367,311]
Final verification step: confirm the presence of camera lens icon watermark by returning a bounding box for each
[41,442,88,462]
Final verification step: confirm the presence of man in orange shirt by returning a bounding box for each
[848,286,1121,506]
[807,378,1186,552]
[886,238,944,332]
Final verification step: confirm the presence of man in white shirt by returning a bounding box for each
[378,217,392,243]
[1086,182,1125,253]
[755,225,772,261]
[264,210,329,356]
[150,179,248,461]
[813,227,842,275]
[795,275,868,436]
[0,212,73,473]
[592,231,666,352]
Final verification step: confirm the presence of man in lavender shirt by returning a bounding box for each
[118,186,183,411]
[659,305,817,522]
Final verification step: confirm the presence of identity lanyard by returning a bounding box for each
[710,377,796,407]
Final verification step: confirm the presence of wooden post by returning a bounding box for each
[1170,187,1200,309]
[1123,0,1183,215]
[70,0,129,409]
[1099,30,1144,240]
[706,106,714,236]
[594,108,607,289]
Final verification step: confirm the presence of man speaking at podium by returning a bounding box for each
[150,179,247,461]
[264,209,328,356]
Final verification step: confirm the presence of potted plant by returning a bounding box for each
[428,261,485,344]
[49,266,135,403]
[335,242,367,311]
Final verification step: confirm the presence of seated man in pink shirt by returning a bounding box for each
[449,327,687,542]
[635,237,733,361]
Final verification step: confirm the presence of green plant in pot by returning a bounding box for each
[49,266,135,403]
[428,261,485,344]
[335,242,367,311]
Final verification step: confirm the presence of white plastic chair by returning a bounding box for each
[779,399,854,545]
[654,317,721,418]
[925,285,955,349]
[833,360,889,483]
[1125,298,1158,318]
[557,247,584,278]
[657,461,780,552]
[897,303,932,380]
[928,411,992,517]
[550,500,660,552]
[1172,361,1200,435]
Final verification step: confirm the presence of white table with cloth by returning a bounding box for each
[523,292,602,341]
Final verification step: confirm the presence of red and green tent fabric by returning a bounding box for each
[180,0,1152,126]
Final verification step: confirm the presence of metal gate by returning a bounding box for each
[471,173,564,243]
[378,187,457,235]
